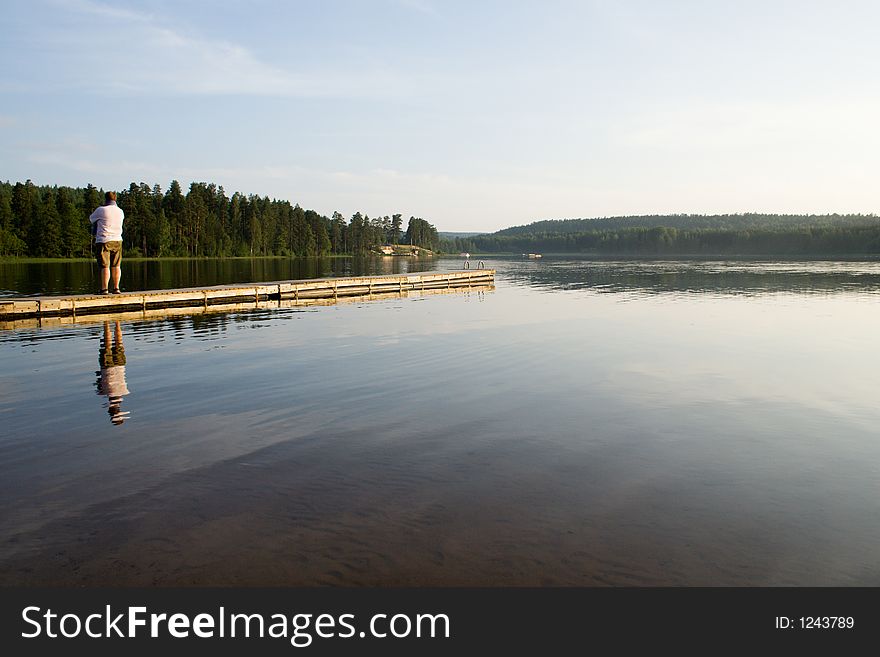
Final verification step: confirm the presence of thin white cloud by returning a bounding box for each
[19,139,593,230]
[621,99,880,152]
[47,0,403,98]
[54,0,153,23]
[27,151,102,174]
[21,131,880,231]
[22,136,98,153]
[395,0,438,16]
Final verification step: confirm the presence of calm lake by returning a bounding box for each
[0,255,439,297]
[1,257,879,586]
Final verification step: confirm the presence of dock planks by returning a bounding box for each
[0,270,495,324]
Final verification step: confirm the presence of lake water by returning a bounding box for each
[1,257,879,586]
[0,255,440,297]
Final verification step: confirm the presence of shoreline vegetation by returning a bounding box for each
[4,179,880,259]
[0,254,360,264]
[5,252,880,265]
[443,214,880,256]
[0,179,440,259]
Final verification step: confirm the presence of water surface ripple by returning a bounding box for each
[1,258,878,585]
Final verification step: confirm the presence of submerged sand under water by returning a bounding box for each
[2,258,880,586]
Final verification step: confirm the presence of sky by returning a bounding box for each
[2,0,880,233]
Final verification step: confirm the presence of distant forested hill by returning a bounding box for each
[495,214,880,235]
[440,213,880,256]
[439,231,485,239]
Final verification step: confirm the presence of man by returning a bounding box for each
[89,191,125,294]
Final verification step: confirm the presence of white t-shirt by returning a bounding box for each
[89,202,125,243]
[100,366,130,397]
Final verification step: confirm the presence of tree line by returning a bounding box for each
[0,180,439,258]
[440,213,880,255]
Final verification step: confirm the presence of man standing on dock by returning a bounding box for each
[89,191,125,294]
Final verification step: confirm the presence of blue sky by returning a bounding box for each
[2,0,879,232]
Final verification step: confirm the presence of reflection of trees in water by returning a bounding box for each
[126,256,438,291]
[0,256,443,296]
[130,311,244,342]
[501,259,880,295]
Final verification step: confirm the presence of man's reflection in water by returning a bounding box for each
[96,320,130,425]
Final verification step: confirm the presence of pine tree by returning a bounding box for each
[331,211,346,253]
[83,184,102,214]
[0,186,26,255]
[304,223,316,256]
[38,187,64,257]
[0,185,12,233]
[11,180,38,251]
[229,193,244,254]
[58,187,88,257]
[163,180,185,255]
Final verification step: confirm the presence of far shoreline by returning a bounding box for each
[4,253,880,265]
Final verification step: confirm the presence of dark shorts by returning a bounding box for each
[99,345,126,368]
[95,241,122,268]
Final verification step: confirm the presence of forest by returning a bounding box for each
[0,180,440,258]
[440,214,880,256]
[6,178,879,258]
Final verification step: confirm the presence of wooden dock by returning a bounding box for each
[0,270,495,324]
